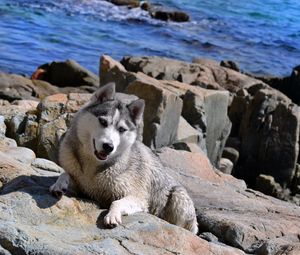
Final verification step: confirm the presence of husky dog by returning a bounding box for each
[50,83,198,234]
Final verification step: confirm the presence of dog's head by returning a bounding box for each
[76,82,144,163]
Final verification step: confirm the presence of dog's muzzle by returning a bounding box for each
[93,139,109,161]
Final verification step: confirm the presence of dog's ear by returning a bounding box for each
[91,82,115,103]
[128,99,145,124]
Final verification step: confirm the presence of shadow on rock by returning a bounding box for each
[96,210,110,229]
[1,174,67,209]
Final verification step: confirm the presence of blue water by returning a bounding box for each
[1,0,300,77]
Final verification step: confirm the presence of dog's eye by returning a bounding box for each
[118,127,127,133]
[99,118,108,127]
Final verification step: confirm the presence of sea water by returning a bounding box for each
[0,0,300,76]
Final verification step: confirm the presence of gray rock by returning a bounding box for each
[0,146,245,255]
[0,245,12,255]
[225,137,241,151]
[182,88,231,167]
[254,64,300,105]
[37,115,68,161]
[228,90,251,136]
[238,88,300,187]
[291,164,300,194]
[172,142,203,153]
[36,59,99,87]
[126,73,183,149]
[255,174,285,199]
[222,147,239,165]
[255,235,300,255]
[219,158,234,174]
[158,147,300,253]
[0,137,17,148]
[192,58,219,66]
[109,0,140,8]
[99,55,140,92]
[0,116,6,137]
[121,56,264,91]
[220,60,240,72]
[31,158,64,173]
[1,146,35,165]
[175,116,200,144]
[0,73,60,101]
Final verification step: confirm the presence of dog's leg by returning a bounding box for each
[104,195,147,227]
[163,186,198,234]
[49,172,78,198]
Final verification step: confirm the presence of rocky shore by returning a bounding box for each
[0,55,300,254]
[107,0,190,22]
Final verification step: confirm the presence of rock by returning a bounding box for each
[181,88,231,167]
[158,147,245,189]
[225,137,241,151]
[219,158,234,174]
[0,144,245,255]
[0,100,38,122]
[175,116,200,144]
[0,73,60,101]
[31,158,64,173]
[35,59,99,87]
[109,0,140,8]
[140,1,150,11]
[37,94,68,123]
[228,89,251,136]
[222,147,239,165]
[37,115,68,161]
[140,2,190,23]
[0,137,17,148]
[4,90,144,161]
[151,10,189,22]
[172,142,203,153]
[121,56,264,92]
[193,58,219,66]
[238,88,300,187]
[0,116,6,137]
[254,65,300,105]
[0,146,35,165]
[157,147,300,253]
[99,55,138,92]
[255,235,300,255]
[255,175,287,199]
[145,4,190,22]
[101,55,231,157]
[291,164,300,194]
[220,60,240,72]
[126,73,183,149]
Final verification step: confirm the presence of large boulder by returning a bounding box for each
[158,147,300,254]
[0,73,60,101]
[100,55,138,92]
[254,65,300,105]
[181,87,231,167]
[34,59,99,87]
[120,56,264,92]
[126,73,183,149]
[0,141,245,255]
[237,88,300,187]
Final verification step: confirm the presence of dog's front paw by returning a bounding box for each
[104,210,122,228]
[49,175,69,198]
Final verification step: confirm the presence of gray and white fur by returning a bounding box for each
[50,83,198,234]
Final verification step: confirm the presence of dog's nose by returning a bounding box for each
[103,143,114,153]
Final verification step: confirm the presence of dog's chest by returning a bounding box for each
[79,168,133,207]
